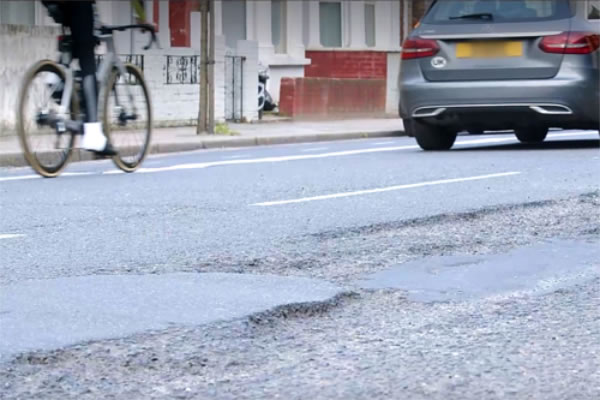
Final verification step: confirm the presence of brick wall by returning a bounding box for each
[305,51,387,80]
[279,77,386,119]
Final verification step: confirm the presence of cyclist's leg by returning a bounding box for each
[67,1,116,155]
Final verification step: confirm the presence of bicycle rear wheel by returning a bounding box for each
[102,64,152,172]
[17,60,76,177]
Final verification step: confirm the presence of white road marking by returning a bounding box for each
[62,172,94,178]
[0,234,25,240]
[133,144,420,174]
[373,141,396,146]
[251,171,522,207]
[135,131,592,174]
[133,135,527,174]
[223,154,252,159]
[546,131,598,139]
[301,147,329,153]
[0,171,94,182]
[0,131,596,182]
[0,175,40,182]
[455,137,514,145]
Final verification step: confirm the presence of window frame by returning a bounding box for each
[365,2,376,48]
[222,0,247,49]
[319,0,343,48]
[588,0,600,20]
[0,0,37,26]
[272,0,287,53]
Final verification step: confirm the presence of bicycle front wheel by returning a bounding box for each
[17,60,76,177]
[102,64,152,172]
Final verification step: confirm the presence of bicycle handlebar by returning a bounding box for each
[99,23,160,50]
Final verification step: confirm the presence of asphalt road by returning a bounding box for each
[1,130,599,399]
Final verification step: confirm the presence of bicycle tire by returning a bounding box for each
[17,60,76,178]
[101,64,152,173]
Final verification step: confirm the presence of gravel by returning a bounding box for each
[1,192,599,399]
[192,191,600,284]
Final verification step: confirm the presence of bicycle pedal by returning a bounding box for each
[56,120,66,133]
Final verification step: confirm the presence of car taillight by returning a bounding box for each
[402,37,440,59]
[539,32,600,55]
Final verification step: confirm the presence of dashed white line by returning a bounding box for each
[223,154,252,159]
[0,234,26,240]
[372,141,396,146]
[251,171,522,207]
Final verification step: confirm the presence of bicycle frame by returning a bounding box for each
[56,29,136,133]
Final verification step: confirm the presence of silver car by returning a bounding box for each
[399,0,600,150]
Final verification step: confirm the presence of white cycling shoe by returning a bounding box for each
[82,122,117,156]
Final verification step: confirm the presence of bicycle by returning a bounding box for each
[17,23,158,177]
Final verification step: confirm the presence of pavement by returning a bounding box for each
[0,117,405,167]
[1,129,599,399]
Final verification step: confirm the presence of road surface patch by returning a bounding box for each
[0,272,343,361]
[359,239,600,302]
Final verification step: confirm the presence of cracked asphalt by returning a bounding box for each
[1,130,599,399]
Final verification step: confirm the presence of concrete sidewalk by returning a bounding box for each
[0,118,404,168]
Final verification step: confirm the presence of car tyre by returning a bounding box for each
[515,127,548,144]
[408,120,457,151]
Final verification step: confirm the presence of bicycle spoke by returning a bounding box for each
[103,64,151,172]
[17,62,73,177]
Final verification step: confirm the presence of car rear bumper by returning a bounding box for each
[399,60,599,130]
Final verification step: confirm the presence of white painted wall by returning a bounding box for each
[386,52,401,116]
[0,27,238,133]
[236,40,259,122]
[213,35,227,122]
[1,0,407,130]
[267,65,304,105]
[0,25,59,136]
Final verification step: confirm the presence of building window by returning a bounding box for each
[0,1,35,25]
[319,1,342,47]
[272,0,287,53]
[589,0,600,19]
[365,3,375,47]
[222,0,246,49]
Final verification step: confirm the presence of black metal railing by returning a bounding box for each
[165,55,199,85]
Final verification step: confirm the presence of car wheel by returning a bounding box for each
[403,119,415,137]
[408,120,457,151]
[515,127,548,144]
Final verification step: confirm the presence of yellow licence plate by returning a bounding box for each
[456,41,523,58]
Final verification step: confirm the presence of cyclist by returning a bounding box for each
[42,0,147,156]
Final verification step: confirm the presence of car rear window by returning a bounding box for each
[423,0,573,24]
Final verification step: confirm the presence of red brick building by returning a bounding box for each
[279,0,433,119]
